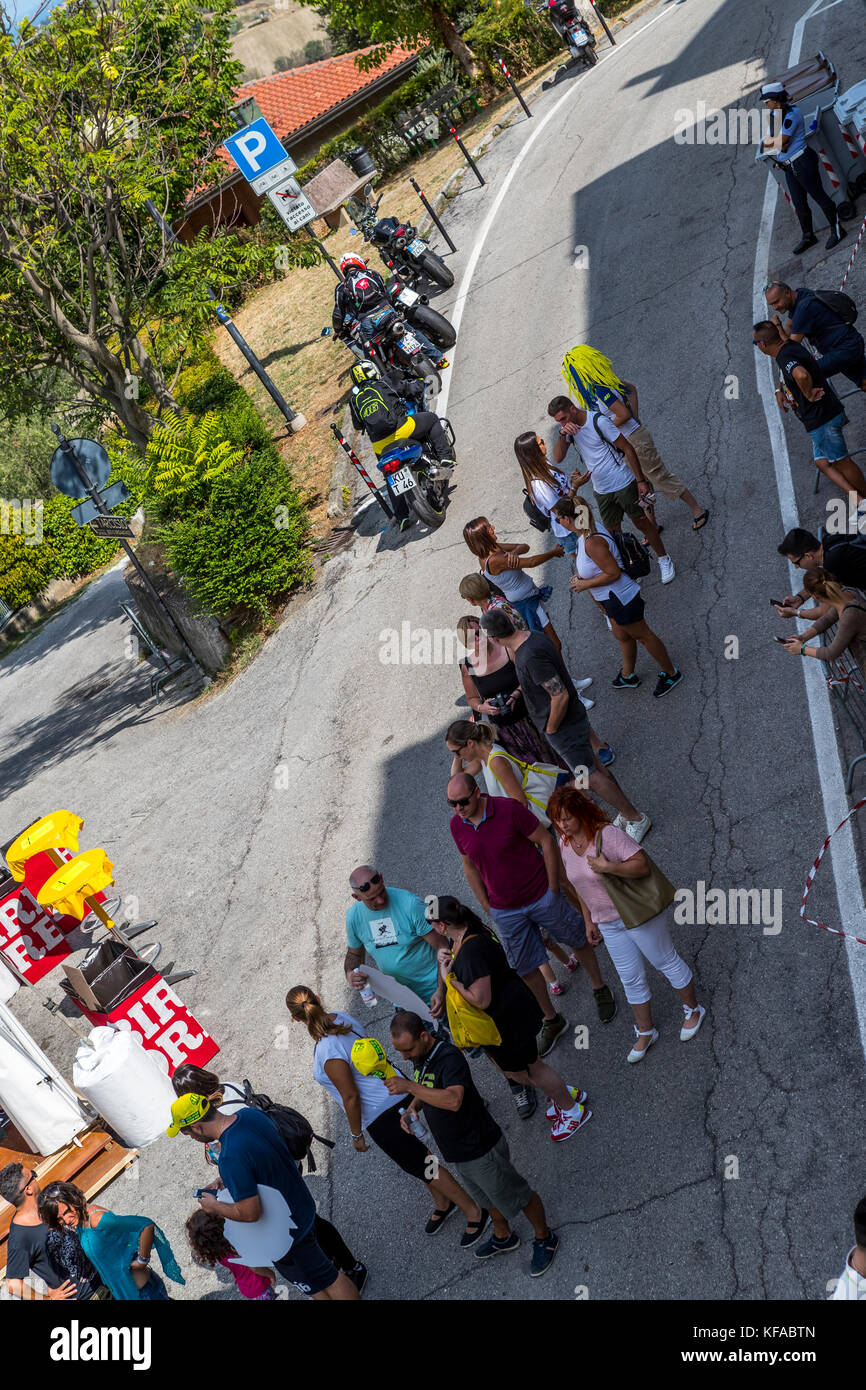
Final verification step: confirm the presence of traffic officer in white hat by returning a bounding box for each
[759,80,846,255]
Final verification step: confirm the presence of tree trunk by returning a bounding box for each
[429,5,480,80]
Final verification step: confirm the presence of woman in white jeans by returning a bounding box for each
[548,785,706,1062]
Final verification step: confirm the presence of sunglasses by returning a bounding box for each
[448,795,474,809]
[354,872,382,893]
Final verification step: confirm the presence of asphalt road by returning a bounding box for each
[2,0,866,1303]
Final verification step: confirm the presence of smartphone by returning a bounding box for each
[773,636,789,644]
[769,599,785,607]
[193,1188,212,1200]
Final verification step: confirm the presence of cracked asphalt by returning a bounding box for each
[2,0,866,1303]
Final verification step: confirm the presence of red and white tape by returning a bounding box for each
[800,797,866,945]
[826,670,865,692]
[839,208,866,291]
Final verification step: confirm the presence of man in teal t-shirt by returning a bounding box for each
[344,867,449,1017]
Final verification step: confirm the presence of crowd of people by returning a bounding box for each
[5,149,866,1302]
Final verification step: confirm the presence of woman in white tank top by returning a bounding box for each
[554,497,683,700]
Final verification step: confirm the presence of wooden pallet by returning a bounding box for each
[0,1124,137,1277]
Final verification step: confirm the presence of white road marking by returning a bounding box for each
[437,0,684,419]
[753,0,866,1057]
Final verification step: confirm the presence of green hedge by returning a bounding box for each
[463,0,561,81]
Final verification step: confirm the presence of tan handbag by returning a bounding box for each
[594,829,675,929]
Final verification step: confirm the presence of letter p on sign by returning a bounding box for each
[233,128,268,171]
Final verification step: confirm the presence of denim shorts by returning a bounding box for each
[560,531,579,555]
[809,412,850,464]
[490,887,587,975]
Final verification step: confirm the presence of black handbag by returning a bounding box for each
[523,489,549,531]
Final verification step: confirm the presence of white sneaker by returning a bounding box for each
[545,1086,586,1119]
[658,555,675,584]
[579,693,595,710]
[574,676,593,691]
[622,812,651,843]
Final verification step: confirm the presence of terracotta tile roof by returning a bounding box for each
[237,44,419,144]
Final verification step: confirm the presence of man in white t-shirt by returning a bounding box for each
[831,1195,866,1300]
[547,396,675,584]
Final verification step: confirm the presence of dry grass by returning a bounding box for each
[210,62,560,537]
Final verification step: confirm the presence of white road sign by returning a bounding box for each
[248,155,298,197]
[268,174,317,231]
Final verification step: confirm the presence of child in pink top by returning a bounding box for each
[186,1209,276,1300]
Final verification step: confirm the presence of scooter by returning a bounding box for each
[345,187,455,291]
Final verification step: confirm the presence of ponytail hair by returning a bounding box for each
[430,895,495,940]
[446,718,494,749]
[286,985,352,1043]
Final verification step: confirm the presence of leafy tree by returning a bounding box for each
[0,0,311,453]
[303,38,328,62]
[303,0,480,78]
[144,410,245,513]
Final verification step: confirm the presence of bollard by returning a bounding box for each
[494,53,532,119]
[330,424,394,518]
[409,177,457,253]
[448,124,485,187]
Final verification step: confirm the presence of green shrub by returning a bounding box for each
[145,411,246,515]
[159,448,312,617]
[463,0,560,81]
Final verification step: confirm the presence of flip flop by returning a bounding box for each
[692,509,710,531]
[425,1201,457,1235]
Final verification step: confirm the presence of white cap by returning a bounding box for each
[760,81,788,100]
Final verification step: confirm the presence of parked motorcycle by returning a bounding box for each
[535,0,597,68]
[384,273,457,350]
[324,302,443,393]
[346,188,455,291]
[378,393,455,530]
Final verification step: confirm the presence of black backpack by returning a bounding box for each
[346,268,385,314]
[227,1081,335,1173]
[610,529,651,580]
[812,289,858,325]
[351,380,404,438]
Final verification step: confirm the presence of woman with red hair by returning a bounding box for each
[547,786,706,1064]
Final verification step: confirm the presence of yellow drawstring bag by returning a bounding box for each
[444,971,502,1049]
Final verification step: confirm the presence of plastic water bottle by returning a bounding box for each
[359,979,378,1007]
[400,1107,429,1142]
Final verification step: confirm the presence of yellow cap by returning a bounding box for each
[351,1036,396,1080]
[166,1092,211,1137]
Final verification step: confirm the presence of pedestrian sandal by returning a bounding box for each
[626,1026,658,1064]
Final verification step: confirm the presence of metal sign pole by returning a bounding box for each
[493,54,532,119]
[50,426,207,682]
[408,177,457,253]
[330,424,394,518]
[447,124,485,188]
[144,199,306,432]
[306,226,343,281]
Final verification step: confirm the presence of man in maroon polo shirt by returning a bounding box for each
[447,773,616,1057]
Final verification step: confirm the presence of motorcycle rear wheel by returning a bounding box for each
[410,303,457,349]
[408,470,447,528]
[419,250,455,290]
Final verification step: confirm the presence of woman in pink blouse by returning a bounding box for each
[548,785,706,1063]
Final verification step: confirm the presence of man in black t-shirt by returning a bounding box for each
[386,1012,561,1278]
[480,609,651,842]
[775,527,866,614]
[0,1162,76,1301]
[753,321,866,500]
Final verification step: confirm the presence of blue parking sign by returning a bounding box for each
[224,118,290,181]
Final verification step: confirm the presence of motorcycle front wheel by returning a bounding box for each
[408,469,447,528]
[583,46,597,65]
[409,303,457,350]
[414,354,442,396]
[418,249,455,290]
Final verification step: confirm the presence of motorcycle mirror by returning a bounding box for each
[363,182,374,200]
[321,327,332,336]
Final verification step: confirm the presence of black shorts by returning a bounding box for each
[598,591,645,626]
[546,721,594,780]
[484,1028,540,1074]
[366,1101,430,1181]
[273,1227,339,1296]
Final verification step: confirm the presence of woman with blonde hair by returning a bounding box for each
[553,495,683,701]
[780,567,866,673]
[457,572,528,633]
[462,515,564,649]
[285,985,490,1245]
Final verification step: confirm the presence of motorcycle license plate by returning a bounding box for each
[407,238,426,256]
[389,467,416,495]
[398,287,420,306]
[400,331,422,352]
